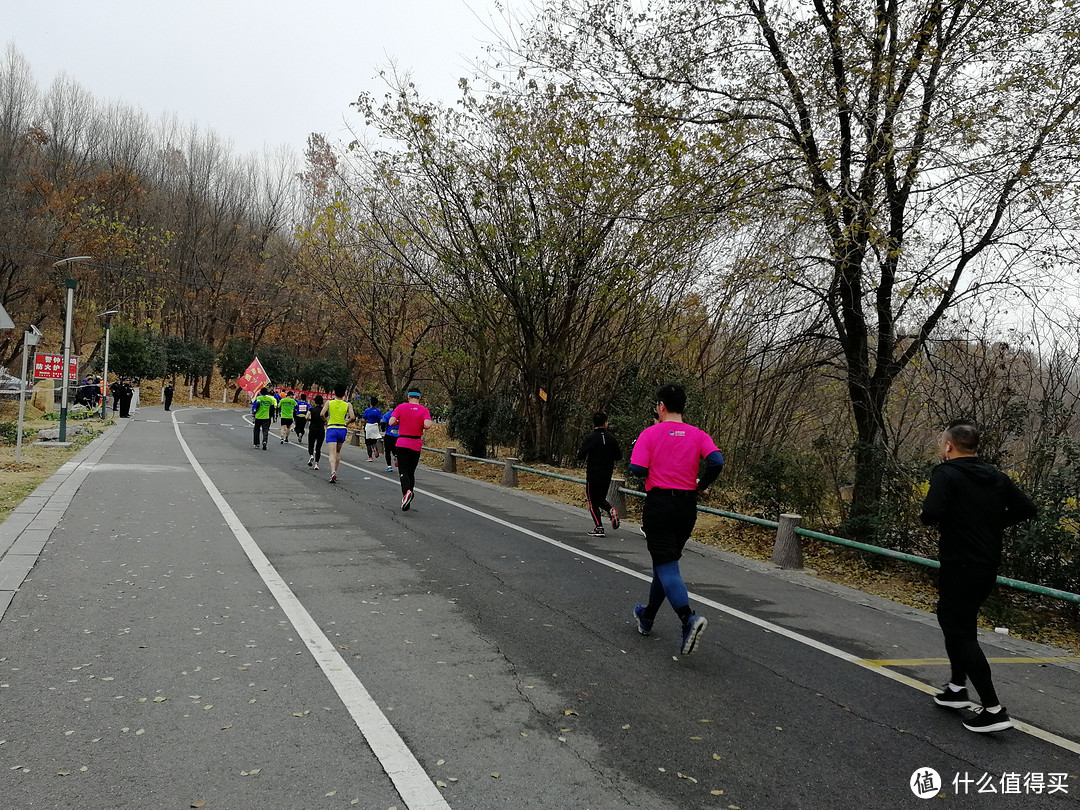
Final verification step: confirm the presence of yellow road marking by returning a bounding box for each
[860,656,1080,667]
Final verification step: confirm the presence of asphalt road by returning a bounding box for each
[1,408,1077,809]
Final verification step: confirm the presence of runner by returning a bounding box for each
[578,411,623,537]
[251,386,277,450]
[307,394,325,470]
[321,386,355,483]
[278,391,298,444]
[628,384,725,656]
[362,397,383,462]
[389,389,432,511]
[381,405,398,473]
[294,393,310,442]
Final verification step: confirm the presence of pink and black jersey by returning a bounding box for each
[630,422,721,491]
[391,402,431,452]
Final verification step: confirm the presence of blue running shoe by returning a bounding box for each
[633,605,653,636]
[680,613,707,655]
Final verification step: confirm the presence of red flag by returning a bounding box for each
[237,357,271,395]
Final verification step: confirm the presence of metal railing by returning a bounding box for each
[421,444,1080,606]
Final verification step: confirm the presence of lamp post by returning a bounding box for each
[98,309,119,418]
[53,256,92,442]
[16,325,42,462]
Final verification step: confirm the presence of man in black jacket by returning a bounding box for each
[920,419,1036,733]
[578,412,623,537]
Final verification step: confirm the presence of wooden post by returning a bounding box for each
[501,457,519,488]
[607,477,626,517]
[443,447,457,473]
[349,430,361,447]
[772,513,804,570]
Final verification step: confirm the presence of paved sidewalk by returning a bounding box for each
[0,419,130,619]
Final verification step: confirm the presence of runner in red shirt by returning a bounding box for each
[628,384,725,656]
[389,389,433,511]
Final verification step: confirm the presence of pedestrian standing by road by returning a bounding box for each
[109,379,121,414]
[362,397,383,462]
[389,389,432,511]
[322,386,356,483]
[252,386,277,450]
[163,382,174,411]
[307,394,325,470]
[628,384,725,656]
[278,391,298,444]
[578,411,623,537]
[118,380,134,418]
[294,393,310,442]
[381,405,398,472]
[921,419,1036,733]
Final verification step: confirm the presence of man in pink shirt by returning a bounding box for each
[389,389,433,511]
[628,384,725,656]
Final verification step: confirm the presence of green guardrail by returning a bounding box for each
[423,446,1080,605]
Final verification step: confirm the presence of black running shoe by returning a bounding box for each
[934,685,976,710]
[586,526,605,537]
[963,707,1013,733]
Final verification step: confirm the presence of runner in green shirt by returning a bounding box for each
[278,391,298,444]
[252,387,277,450]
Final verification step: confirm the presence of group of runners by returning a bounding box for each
[250,385,432,511]
[247,379,1031,733]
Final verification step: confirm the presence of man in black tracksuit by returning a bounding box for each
[578,411,623,537]
[920,419,1036,734]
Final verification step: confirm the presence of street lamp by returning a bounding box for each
[16,325,42,462]
[53,256,93,442]
[98,309,119,418]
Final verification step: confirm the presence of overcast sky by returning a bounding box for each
[3,0,515,156]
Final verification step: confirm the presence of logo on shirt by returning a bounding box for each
[668,429,686,437]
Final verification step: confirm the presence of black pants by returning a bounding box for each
[396,447,421,496]
[586,475,612,527]
[642,490,699,566]
[365,437,379,458]
[253,418,270,446]
[308,427,325,462]
[163,397,172,411]
[937,563,999,706]
[384,435,396,465]
[294,416,306,440]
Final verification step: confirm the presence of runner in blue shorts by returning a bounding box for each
[321,385,355,483]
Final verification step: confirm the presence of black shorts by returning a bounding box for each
[280,418,293,427]
[642,490,698,566]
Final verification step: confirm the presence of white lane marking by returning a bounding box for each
[171,415,451,810]
[214,421,1080,757]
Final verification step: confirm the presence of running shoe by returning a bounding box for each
[610,507,620,531]
[962,707,1013,733]
[680,614,707,655]
[933,685,976,710]
[585,526,605,537]
[280,438,285,444]
[374,449,379,458]
[308,455,314,468]
[402,489,414,511]
[313,462,319,470]
[330,471,337,483]
[367,457,373,462]
[385,466,393,472]
[633,605,653,636]
[262,443,267,450]
[253,443,259,448]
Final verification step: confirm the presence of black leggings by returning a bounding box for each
[937,564,999,706]
[384,435,396,465]
[396,447,421,495]
[308,427,325,463]
[253,418,270,446]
